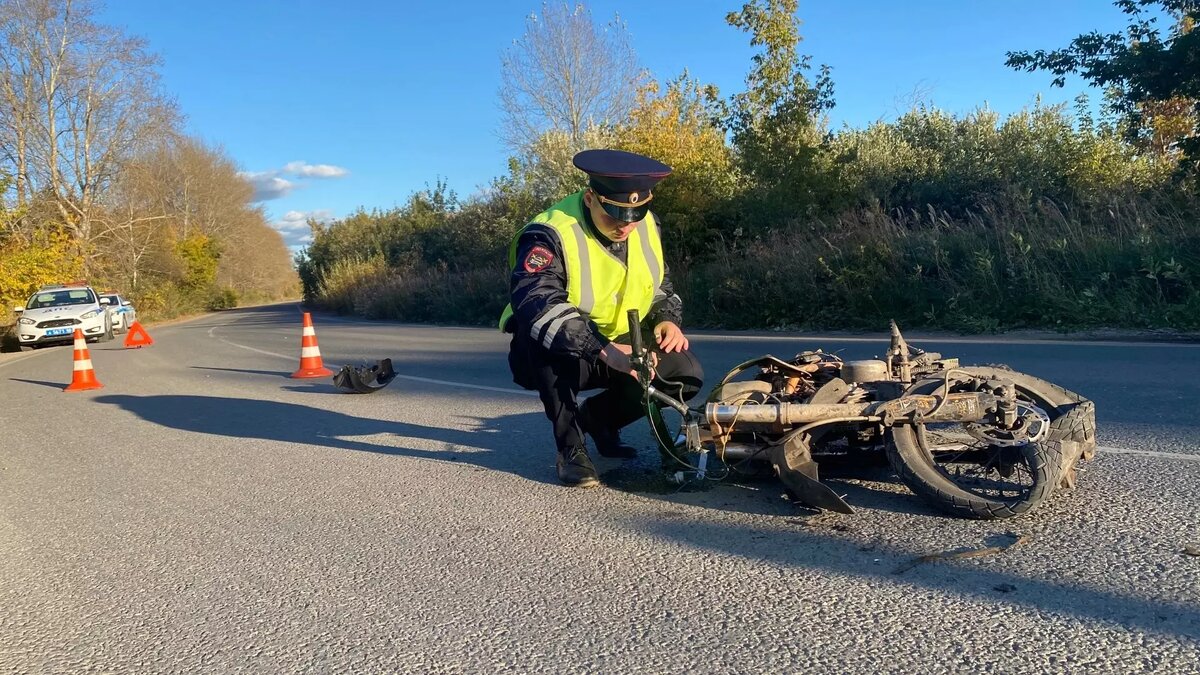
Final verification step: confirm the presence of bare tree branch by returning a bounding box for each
[0,0,178,257]
[497,2,643,152]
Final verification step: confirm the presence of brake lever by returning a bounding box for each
[627,309,688,415]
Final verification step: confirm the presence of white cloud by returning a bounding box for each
[240,160,349,202]
[270,209,334,248]
[239,172,295,201]
[283,161,350,178]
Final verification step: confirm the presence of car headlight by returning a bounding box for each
[18,317,35,325]
[80,309,101,319]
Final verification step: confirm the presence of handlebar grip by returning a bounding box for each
[627,309,643,357]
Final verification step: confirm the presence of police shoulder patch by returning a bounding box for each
[523,245,554,273]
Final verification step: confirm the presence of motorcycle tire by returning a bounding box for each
[887,367,1094,520]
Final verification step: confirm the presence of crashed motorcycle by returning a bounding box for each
[627,310,1096,520]
[334,310,1096,520]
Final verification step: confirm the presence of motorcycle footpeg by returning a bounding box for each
[333,358,397,394]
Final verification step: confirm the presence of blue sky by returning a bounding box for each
[97,1,1137,248]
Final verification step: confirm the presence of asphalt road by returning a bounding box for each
[2,303,1197,673]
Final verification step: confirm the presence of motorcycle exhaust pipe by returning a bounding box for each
[719,442,770,461]
[707,402,873,427]
[707,392,998,428]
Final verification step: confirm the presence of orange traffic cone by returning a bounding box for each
[65,329,103,392]
[291,312,334,378]
[124,321,154,349]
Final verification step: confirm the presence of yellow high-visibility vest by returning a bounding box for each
[498,190,664,340]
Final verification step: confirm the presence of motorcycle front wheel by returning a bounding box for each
[886,367,1087,519]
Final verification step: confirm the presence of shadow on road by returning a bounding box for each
[90,387,947,519]
[93,393,559,486]
[625,513,1200,642]
[8,377,64,389]
[89,395,1200,640]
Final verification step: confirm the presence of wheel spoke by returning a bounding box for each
[916,421,1037,499]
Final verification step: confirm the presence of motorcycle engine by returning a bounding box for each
[840,360,889,384]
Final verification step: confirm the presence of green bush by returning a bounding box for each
[310,256,388,315]
[356,263,509,325]
[296,100,1197,334]
[1,324,18,353]
[132,283,189,322]
[207,287,239,310]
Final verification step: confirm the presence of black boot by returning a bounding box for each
[578,402,638,459]
[556,446,599,488]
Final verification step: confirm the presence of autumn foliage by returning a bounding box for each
[299,0,1199,333]
[1,0,296,343]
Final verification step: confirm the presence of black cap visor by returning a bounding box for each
[595,191,652,223]
[599,201,651,223]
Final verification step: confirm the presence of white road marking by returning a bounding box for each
[1096,445,1200,462]
[208,327,538,398]
[686,333,1200,349]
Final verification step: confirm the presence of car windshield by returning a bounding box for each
[26,289,96,309]
[102,295,120,305]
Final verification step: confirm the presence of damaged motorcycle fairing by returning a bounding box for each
[333,358,397,393]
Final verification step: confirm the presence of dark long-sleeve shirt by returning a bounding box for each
[506,205,684,363]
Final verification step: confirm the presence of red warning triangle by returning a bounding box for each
[124,321,155,348]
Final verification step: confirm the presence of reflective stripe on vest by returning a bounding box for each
[498,191,664,340]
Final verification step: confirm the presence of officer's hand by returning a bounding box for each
[606,341,658,367]
[600,343,655,380]
[654,321,689,353]
[608,342,633,356]
[600,343,635,377]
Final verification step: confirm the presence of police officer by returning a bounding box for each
[500,149,705,487]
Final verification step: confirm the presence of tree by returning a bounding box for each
[102,136,296,297]
[722,0,835,212]
[614,72,738,258]
[0,174,81,312]
[504,124,616,203]
[497,2,641,152]
[96,158,170,291]
[1006,1,1200,165]
[0,7,35,209]
[0,0,178,257]
[175,233,220,291]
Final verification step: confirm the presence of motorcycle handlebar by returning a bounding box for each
[627,309,653,389]
[628,309,644,358]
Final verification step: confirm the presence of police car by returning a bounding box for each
[14,282,115,348]
[99,292,137,333]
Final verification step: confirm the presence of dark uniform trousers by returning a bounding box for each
[509,330,705,452]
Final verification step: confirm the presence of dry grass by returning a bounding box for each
[681,193,1199,332]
